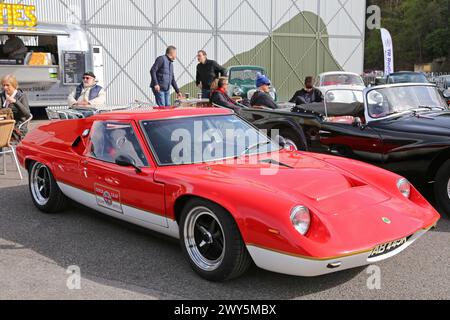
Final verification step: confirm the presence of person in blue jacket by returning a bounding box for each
[150,46,183,106]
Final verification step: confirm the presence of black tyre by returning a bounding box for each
[279,128,308,151]
[28,161,67,214]
[179,199,252,282]
[434,160,450,216]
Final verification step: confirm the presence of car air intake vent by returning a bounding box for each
[344,175,367,188]
[259,159,293,169]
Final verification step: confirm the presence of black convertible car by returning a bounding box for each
[235,83,450,215]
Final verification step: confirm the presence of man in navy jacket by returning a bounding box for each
[150,46,183,106]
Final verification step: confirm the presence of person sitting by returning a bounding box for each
[0,74,31,141]
[290,76,323,105]
[250,73,278,109]
[3,35,27,60]
[68,72,106,108]
[109,129,145,167]
[369,103,390,118]
[210,77,240,112]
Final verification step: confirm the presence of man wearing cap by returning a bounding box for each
[250,73,278,109]
[68,72,106,107]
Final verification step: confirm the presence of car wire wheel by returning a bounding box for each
[281,136,299,151]
[184,206,226,272]
[434,160,450,216]
[447,178,450,200]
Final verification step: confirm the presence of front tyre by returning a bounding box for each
[29,161,67,214]
[180,199,252,282]
[434,160,450,216]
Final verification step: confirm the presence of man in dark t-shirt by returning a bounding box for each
[290,76,323,105]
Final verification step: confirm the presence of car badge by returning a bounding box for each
[382,217,391,224]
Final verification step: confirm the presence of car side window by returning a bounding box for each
[88,121,149,167]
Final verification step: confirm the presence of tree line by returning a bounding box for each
[365,0,449,72]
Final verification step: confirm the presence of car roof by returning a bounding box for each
[92,107,233,121]
[319,71,361,77]
[388,71,425,75]
[228,65,265,70]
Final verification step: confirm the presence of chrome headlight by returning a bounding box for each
[397,178,411,199]
[290,206,311,235]
[233,87,243,96]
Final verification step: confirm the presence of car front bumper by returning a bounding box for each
[246,225,434,277]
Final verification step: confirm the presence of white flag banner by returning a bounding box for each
[381,28,394,76]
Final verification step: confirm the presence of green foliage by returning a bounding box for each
[365,0,450,71]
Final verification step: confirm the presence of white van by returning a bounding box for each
[0,23,103,108]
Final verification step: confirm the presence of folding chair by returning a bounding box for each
[18,114,33,132]
[0,120,23,180]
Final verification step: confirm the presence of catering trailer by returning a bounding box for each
[0,23,103,108]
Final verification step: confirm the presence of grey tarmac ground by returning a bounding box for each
[0,121,449,300]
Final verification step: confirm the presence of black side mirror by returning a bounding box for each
[115,155,142,173]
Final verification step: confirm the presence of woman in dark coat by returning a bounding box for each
[0,74,31,141]
[209,77,240,112]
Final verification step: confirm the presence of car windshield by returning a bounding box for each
[229,69,264,85]
[387,73,428,84]
[141,115,281,166]
[321,74,364,86]
[367,85,448,119]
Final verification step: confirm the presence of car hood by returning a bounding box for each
[167,151,392,215]
[157,150,437,255]
[231,84,256,91]
[373,110,450,136]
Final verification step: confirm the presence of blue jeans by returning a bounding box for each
[201,89,211,99]
[153,90,171,106]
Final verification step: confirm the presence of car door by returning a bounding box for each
[80,119,168,228]
[319,121,384,163]
[319,89,384,163]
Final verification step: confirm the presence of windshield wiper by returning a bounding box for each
[415,105,445,111]
[240,141,271,157]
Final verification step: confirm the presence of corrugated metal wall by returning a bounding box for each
[16,0,366,104]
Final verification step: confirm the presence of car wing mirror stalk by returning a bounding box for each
[115,155,142,173]
[351,117,367,130]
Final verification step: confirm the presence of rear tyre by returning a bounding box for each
[29,161,67,214]
[179,199,252,282]
[434,160,450,216]
[279,128,308,151]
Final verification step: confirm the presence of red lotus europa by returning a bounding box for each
[16,107,440,281]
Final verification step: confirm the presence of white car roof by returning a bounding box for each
[318,71,362,77]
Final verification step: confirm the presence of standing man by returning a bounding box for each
[150,46,183,106]
[289,76,323,105]
[68,71,106,107]
[196,50,227,99]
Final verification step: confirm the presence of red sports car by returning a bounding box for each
[17,108,440,281]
